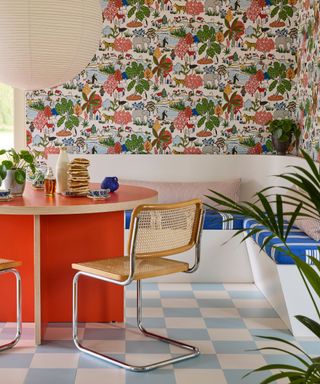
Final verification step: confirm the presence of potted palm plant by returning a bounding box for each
[0,148,36,196]
[206,150,320,382]
[268,119,300,155]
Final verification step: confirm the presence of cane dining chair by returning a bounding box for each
[0,259,22,351]
[72,199,204,372]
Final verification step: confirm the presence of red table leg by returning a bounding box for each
[0,215,34,321]
[40,212,124,323]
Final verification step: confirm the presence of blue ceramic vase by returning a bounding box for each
[101,177,119,192]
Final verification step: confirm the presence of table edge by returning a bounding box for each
[0,195,158,215]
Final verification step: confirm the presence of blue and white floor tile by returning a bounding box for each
[0,283,319,384]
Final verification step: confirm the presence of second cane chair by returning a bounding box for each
[72,199,204,372]
[0,259,22,352]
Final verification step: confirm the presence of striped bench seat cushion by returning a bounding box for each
[244,218,320,265]
[125,210,244,230]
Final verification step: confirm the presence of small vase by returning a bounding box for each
[101,177,119,192]
[272,135,291,156]
[3,169,26,196]
[56,147,69,194]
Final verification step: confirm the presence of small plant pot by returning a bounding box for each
[3,170,26,196]
[272,135,291,156]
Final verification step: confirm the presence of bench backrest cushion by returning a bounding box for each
[295,218,320,241]
[120,179,241,208]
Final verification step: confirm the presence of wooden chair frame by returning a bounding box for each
[0,269,22,352]
[72,200,204,372]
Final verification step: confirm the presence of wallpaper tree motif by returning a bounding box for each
[297,0,320,160]
[26,0,298,157]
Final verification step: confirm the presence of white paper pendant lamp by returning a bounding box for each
[0,0,102,90]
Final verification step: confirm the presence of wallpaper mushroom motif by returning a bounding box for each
[26,0,299,157]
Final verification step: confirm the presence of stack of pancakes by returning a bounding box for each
[67,158,90,195]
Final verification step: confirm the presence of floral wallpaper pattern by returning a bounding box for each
[26,0,298,157]
[296,0,320,160]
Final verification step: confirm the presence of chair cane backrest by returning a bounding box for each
[128,199,203,258]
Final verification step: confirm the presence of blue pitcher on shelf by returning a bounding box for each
[101,177,119,192]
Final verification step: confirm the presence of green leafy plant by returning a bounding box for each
[205,149,320,383]
[269,119,300,142]
[0,148,35,186]
[125,134,144,153]
[268,62,292,95]
[170,27,187,38]
[196,99,220,131]
[28,100,45,111]
[270,0,294,21]
[126,62,150,95]
[197,26,221,59]
[127,0,150,21]
[98,65,116,75]
[241,136,256,147]
[170,101,186,111]
[56,98,79,131]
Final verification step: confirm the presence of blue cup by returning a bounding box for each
[0,190,10,198]
[101,177,119,193]
[88,189,110,198]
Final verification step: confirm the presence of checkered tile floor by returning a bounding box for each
[0,283,319,384]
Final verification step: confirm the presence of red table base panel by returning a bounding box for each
[0,215,34,321]
[0,212,124,323]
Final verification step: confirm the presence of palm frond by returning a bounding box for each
[205,149,320,383]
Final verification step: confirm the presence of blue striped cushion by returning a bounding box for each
[244,218,320,265]
[125,210,132,230]
[203,211,244,230]
[125,210,244,230]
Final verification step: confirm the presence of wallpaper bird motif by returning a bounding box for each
[26,0,298,157]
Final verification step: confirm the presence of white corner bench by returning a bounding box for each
[48,154,315,336]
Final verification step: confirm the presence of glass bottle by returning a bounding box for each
[44,167,56,196]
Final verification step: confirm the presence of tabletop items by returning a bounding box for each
[31,168,46,190]
[0,153,119,201]
[87,189,110,200]
[0,190,13,202]
[56,148,69,194]
[0,149,36,197]
[67,158,90,196]
[101,177,119,193]
[44,167,56,196]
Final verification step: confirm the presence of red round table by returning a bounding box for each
[0,183,158,344]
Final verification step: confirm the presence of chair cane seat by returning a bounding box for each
[0,259,22,271]
[72,257,189,281]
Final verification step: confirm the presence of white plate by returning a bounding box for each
[87,194,110,200]
[0,195,14,202]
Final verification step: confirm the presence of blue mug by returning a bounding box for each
[0,190,10,198]
[88,189,110,199]
[101,177,119,192]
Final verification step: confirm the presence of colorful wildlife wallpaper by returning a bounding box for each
[26,0,300,157]
[297,0,320,160]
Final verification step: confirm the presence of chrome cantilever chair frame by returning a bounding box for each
[73,202,204,372]
[0,269,22,352]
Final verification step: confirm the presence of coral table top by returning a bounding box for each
[0,183,158,215]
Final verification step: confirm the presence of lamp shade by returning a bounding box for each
[0,0,102,90]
